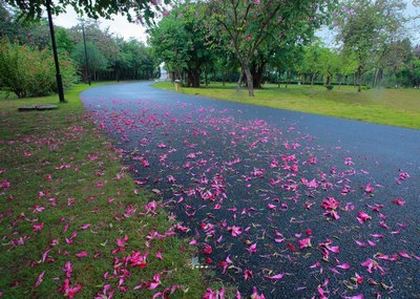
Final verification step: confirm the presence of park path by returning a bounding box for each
[82,81,419,298]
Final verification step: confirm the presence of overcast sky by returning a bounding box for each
[52,8,148,42]
[52,1,420,45]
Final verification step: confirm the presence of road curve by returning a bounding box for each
[82,81,420,298]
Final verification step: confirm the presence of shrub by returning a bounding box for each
[0,38,76,98]
[326,84,334,90]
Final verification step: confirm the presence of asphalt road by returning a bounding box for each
[82,81,420,299]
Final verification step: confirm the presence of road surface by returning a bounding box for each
[82,81,420,298]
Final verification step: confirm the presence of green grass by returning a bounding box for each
[0,84,208,298]
[154,81,420,129]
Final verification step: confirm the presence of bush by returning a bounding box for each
[0,38,76,98]
[326,84,334,90]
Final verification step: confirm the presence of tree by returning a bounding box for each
[338,50,358,86]
[149,13,189,82]
[207,0,334,96]
[407,56,420,87]
[270,43,304,87]
[69,21,155,81]
[0,3,52,49]
[118,39,155,80]
[71,41,107,81]
[0,38,75,97]
[299,42,324,85]
[56,26,75,54]
[335,0,406,91]
[69,22,119,65]
[379,38,413,87]
[212,49,240,86]
[319,47,340,88]
[0,3,21,39]
[149,3,213,87]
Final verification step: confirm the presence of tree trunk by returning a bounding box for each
[187,69,200,87]
[187,71,192,87]
[243,64,254,96]
[251,62,265,89]
[194,70,200,87]
[253,70,263,89]
[311,73,315,86]
[357,66,362,92]
[237,69,243,91]
[376,68,383,87]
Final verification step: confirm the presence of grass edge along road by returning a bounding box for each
[154,81,420,130]
[0,83,211,298]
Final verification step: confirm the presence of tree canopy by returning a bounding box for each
[0,3,157,96]
[206,0,335,95]
[3,0,170,24]
[149,3,213,87]
[2,0,418,95]
[335,0,407,91]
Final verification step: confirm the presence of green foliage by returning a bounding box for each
[318,47,340,86]
[207,0,335,95]
[339,51,358,77]
[56,27,75,53]
[0,4,49,48]
[409,57,420,86]
[297,42,324,83]
[149,3,213,87]
[150,16,188,75]
[335,0,406,90]
[72,41,108,73]
[1,4,156,82]
[66,21,155,81]
[116,39,155,80]
[2,0,417,91]
[0,3,20,39]
[3,0,170,25]
[69,22,119,63]
[271,44,304,81]
[0,38,76,98]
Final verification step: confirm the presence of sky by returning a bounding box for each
[52,1,420,46]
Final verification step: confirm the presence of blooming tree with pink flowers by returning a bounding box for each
[207,0,335,96]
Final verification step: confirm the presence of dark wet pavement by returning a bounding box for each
[82,81,420,299]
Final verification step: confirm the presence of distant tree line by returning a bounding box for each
[1,0,419,98]
[0,3,157,97]
[149,0,420,94]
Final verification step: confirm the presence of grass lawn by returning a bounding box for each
[154,81,420,129]
[0,84,207,298]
